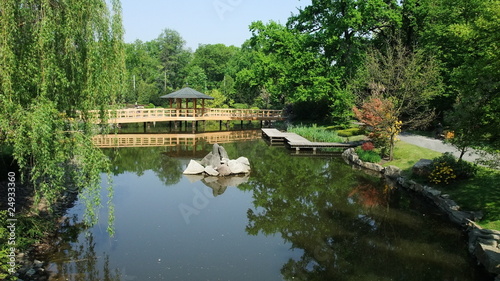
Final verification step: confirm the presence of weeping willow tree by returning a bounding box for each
[0,0,125,227]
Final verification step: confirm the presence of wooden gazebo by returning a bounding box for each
[160,87,214,116]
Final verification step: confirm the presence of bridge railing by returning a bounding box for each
[81,108,284,122]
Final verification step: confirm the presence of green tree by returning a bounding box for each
[236,21,353,123]
[124,40,163,104]
[443,0,500,165]
[191,44,240,89]
[184,65,208,92]
[287,0,402,79]
[0,0,124,222]
[153,29,192,91]
[351,39,443,159]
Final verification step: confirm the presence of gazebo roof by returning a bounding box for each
[160,87,214,100]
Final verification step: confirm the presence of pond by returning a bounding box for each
[43,131,490,281]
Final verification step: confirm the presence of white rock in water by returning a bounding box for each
[236,156,250,167]
[183,160,205,175]
[204,166,219,176]
[217,164,232,176]
[228,160,250,174]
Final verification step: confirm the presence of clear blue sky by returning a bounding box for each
[120,0,311,50]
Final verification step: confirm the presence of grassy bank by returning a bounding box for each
[385,141,500,231]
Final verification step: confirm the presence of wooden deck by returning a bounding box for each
[83,108,285,124]
[261,128,359,153]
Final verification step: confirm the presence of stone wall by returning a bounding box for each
[342,148,500,279]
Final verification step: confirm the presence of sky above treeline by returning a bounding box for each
[120,0,312,50]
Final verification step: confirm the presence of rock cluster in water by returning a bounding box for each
[183,143,251,177]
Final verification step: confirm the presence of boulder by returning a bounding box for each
[236,156,250,166]
[228,160,251,174]
[384,165,401,179]
[413,159,433,177]
[183,160,205,175]
[474,243,500,275]
[204,166,219,176]
[200,152,214,167]
[217,164,232,176]
[218,145,230,160]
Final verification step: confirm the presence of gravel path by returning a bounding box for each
[398,132,483,163]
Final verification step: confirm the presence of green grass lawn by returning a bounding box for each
[385,140,500,230]
[382,141,442,175]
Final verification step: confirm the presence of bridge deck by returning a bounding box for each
[261,128,359,152]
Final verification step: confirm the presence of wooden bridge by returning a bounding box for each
[261,128,359,153]
[85,108,285,124]
[93,130,262,148]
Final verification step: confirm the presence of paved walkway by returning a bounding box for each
[399,132,483,163]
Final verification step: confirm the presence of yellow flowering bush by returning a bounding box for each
[428,162,457,185]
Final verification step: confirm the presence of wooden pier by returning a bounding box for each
[261,128,359,153]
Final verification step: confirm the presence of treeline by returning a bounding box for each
[126,0,498,156]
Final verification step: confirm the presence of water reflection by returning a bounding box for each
[243,142,482,280]
[41,139,489,281]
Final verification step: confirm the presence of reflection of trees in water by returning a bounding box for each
[102,147,183,186]
[242,142,476,281]
[46,218,123,281]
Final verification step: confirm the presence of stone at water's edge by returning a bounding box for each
[413,159,433,177]
[384,165,401,179]
[236,156,250,166]
[228,160,250,174]
[217,164,232,176]
[218,145,230,160]
[183,160,205,175]
[204,166,219,176]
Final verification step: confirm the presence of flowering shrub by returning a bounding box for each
[427,153,478,185]
[428,162,457,185]
[361,142,375,151]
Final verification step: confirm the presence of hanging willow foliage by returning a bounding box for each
[0,0,125,229]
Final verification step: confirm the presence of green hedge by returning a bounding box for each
[337,127,364,137]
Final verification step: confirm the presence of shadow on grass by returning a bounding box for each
[442,168,500,230]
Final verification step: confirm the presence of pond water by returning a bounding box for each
[43,132,490,281]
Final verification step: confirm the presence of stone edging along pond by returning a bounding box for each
[342,148,500,279]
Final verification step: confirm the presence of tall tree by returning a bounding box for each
[124,40,163,104]
[190,44,239,89]
[0,0,125,220]
[351,39,443,159]
[288,0,402,79]
[153,29,192,91]
[442,0,500,165]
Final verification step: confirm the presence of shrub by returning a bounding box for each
[337,127,364,137]
[361,142,375,151]
[356,148,382,163]
[288,124,343,143]
[428,152,478,185]
[429,162,457,185]
[233,103,249,109]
